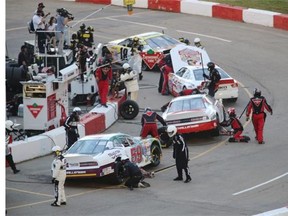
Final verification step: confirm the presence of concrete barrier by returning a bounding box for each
[212,4,244,22]
[148,0,181,13]
[243,8,280,27]
[274,14,288,31]
[181,0,218,17]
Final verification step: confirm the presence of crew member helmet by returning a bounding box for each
[5,120,15,131]
[87,26,94,32]
[227,107,236,117]
[167,125,177,137]
[194,38,201,43]
[71,33,77,40]
[254,88,261,97]
[52,146,61,152]
[207,62,215,70]
[123,63,130,70]
[73,107,81,114]
[80,23,86,30]
[133,37,139,42]
[145,107,152,112]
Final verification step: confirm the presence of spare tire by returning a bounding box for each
[119,100,139,120]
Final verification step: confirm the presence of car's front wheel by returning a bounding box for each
[110,162,125,184]
[150,143,161,167]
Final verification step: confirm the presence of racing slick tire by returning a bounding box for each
[110,161,125,184]
[119,100,139,120]
[150,143,161,167]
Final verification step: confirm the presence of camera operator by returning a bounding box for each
[55,8,74,55]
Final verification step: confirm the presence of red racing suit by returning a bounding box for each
[161,64,173,95]
[95,67,112,105]
[246,96,272,143]
[140,111,166,139]
[221,117,244,141]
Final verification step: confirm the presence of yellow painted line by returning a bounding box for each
[6,188,102,210]
[6,187,53,197]
[67,173,97,178]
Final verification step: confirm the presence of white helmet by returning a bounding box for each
[73,107,81,113]
[167,125,177,137]
[194,38,201,43]
[123,63,130,70]
[5,120,15,131]
[52,146,62,152]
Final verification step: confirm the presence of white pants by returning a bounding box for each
[54,179,66,205]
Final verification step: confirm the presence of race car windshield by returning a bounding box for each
[145,35,180,50]
[66,139,107,154]
[193,68,230,81]
[168,98,205,113]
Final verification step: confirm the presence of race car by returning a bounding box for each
[106,32,182,70]
[168,65,239,102]
[64,133,162,184]
[162,94,226,135]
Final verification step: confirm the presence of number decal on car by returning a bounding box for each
[120,47,129,60]
[130,145,142,163]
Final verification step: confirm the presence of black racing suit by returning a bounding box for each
[203,68,221,97]
[123,160,143,188]
[64,113,79,149]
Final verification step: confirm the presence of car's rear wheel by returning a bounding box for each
[110,162,125,185]
[150,143,161,167]
[119,100,139,120]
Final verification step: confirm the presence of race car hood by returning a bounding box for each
[170,44,211,72]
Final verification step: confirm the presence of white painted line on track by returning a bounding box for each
[253,206,288,216]
[105,17,167,29]
[233,172,288,196]
[176,30,232,42]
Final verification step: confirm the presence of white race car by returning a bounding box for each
[162,94,226,135]
[64,133,162,184]
[168,65,239,102]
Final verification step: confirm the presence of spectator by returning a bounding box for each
[46,16,57,49]
[33,9,47,53]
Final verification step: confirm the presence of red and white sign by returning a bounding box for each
[27,104,44,118]
[140,52,164,70]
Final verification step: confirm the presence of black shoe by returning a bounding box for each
[184,176,191,183]
[258,141,265,144]
[13,169,20,174]
[173,177,183,181]
[139,74,143,80]
[102,104,108,108]
[51,202,60,207]
[129,186,134,191]
[61,202,66,205]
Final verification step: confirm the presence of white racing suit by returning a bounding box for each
[128,53,142,78]
[52,155,67,205]
[120,69,139,101]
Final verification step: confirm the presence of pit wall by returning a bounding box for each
[76,0,287,31]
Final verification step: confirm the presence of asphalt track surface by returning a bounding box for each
[5,0,288,215]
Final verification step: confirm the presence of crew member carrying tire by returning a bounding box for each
[140,107,167,139]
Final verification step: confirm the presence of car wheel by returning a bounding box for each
[119,100,139,120]
[228,98,238,103]
[150,143,161,167]
[110,161,125,185]
[210,114,220,137]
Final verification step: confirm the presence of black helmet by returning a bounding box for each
[207,62,215,70]
[80,23,86,30]
[254,88,261,97]
[87,26,94,32]
[72,33,77,40]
